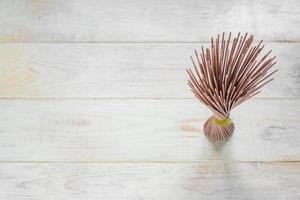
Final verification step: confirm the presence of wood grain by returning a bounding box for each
[0,0,299,42]
[0,99,298,162]
[0,162,299,200]
[0,0,299,199]
[0,43,298,98]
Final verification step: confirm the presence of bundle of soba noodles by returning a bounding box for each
[186,32,277,141]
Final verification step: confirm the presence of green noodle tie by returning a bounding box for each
[213,118,232,126]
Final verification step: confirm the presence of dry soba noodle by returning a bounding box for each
[187,32,277,141]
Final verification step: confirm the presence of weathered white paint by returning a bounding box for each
[0,0,299,199]
[0,99,298,161]
[0,43,297,98]
[0,163,299,200]
[0,0,299,42]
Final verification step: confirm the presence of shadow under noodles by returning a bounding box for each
[206,135,233,151]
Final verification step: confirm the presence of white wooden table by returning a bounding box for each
[0,0,299,199]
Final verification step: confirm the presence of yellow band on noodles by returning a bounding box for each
[213,118,232,126]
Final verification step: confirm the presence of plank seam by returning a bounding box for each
[0,97,298,100]
[0,41,299,44]
[0,161,298,164]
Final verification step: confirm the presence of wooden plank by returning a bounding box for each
[0,0,299,42]
[0,99,299,162]
[0,43,298,98]
[0,162,299,200]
